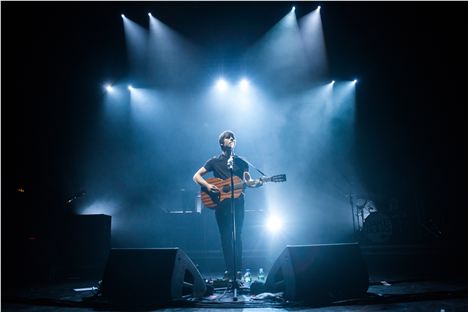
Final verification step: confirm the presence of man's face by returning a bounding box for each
[223,135,236,150]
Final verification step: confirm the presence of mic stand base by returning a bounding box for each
[227,278,247,301]
[233,287,238,301]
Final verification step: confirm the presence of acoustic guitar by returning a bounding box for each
[200,174,286,209]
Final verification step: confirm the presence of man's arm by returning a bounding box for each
[243,171,263,188]
[193,167,219,192]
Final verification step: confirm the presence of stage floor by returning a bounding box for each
[4,243,468,311]
[3,274,468,311]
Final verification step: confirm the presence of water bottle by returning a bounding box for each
[258,268,265,281]
[243,269,252,284]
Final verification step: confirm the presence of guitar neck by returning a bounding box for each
[201,174,286,209]
[209,174,286,194]
[226,181,245,192]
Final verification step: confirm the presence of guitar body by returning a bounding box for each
[200,176,244,209]
[200,173,286,209]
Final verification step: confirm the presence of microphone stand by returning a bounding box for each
[66,191,86,205]
[227,149,239,301]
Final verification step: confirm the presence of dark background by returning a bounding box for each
[3,2,468,283]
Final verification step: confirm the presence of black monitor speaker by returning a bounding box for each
[265,243,369,303]
[101,248,206,306]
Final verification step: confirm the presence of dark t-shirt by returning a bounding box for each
[204,153,249,180]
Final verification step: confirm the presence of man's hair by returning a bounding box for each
[218,130,236,150]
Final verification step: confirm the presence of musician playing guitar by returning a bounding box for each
[193,130,262,280]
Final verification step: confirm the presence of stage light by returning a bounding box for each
[286,6,297,25]
[121,14,125,18]
[266,215,283,233]
[79,199,118,216]
[105,84,113,92]
[148,12,152,17]
[318,6,321,10]
[239,78,250,91]
[215,78,228,91]
[331,80,335,85]
[128,84,134,91]
[353,79,358,83]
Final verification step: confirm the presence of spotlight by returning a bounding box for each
[353,79,358,83]
[128,85,133,91]
[266,215,283,233]
[292,6,296,12]
[121,14,125,18]
[105,84,113,92]
[331,80,335,84]
[239,78,250,91]
[318,6,321,10]
[215,78,228,91]
[148,12,152,17]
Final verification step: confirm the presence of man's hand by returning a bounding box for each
[245,178,263,188]
[207,184,220,193]
[251,179,264,188]
[243,171,260,188]
[256,179,264,187]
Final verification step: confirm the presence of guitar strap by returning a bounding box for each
[236,156,267,177]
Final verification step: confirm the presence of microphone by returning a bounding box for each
[227,149,234,169]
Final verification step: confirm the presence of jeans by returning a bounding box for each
[215,197,244,274]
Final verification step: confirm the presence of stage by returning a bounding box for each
[3,274,468,311]
[3,2,468,311]
[3,243,468,311]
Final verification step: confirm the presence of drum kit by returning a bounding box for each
[352,196,395,244]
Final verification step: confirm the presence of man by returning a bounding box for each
[193,130,262,279]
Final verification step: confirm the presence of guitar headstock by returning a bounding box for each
[261,174,287,183]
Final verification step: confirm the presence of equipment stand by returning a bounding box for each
[227,154,239,301]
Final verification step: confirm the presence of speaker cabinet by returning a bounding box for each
[265,243,369,303]
[66,214,111,278]
[101,248,206,306]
